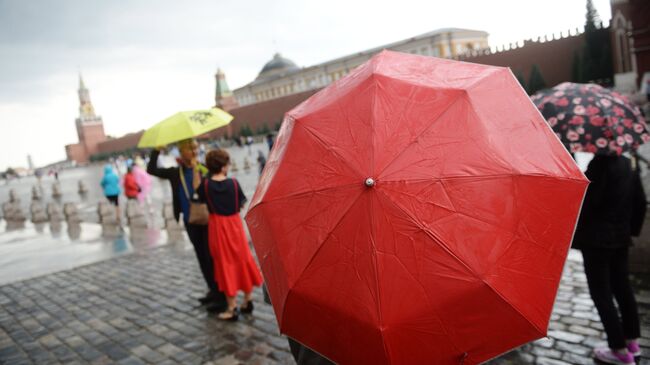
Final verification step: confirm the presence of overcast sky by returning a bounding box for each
[0,0,611,171]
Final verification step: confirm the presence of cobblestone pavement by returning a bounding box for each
[0,246,648,364]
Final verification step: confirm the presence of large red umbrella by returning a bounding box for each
[245,50,588,365]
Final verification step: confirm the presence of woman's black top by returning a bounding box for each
[572,155,645,249]
[196,178,247,216]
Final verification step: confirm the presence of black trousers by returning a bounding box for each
[186,223,226,305]
[582,247,640,349]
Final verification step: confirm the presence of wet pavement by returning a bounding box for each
[0,143,266,286]
[0,243,293,365]
[0,246,648,364]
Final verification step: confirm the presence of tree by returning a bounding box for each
[571,51,582,82]
[528,65,547,95]
[581,0,612,84]
[585,0,600,32]
[239,124,253,137]
[256,123,271,135]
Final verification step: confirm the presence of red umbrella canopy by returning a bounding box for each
[245,50,588,365]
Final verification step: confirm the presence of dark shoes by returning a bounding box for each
[198,291,217,305]
[205,301,228,313]
[240,300,254,314]
[217,307,240,321]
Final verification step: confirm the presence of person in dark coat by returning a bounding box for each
[147,139,227,312]
[572,154,644,364]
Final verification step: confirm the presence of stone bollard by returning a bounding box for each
[97,202,120,237]
[97,202,117,224]
[30,202,48,223]
[52,183,62,199]
[231,160,239,172]
[67,222,82,240]
[50,220,62,236]
[32,186,42,201]
[243,157,251,171]
[126,200,147,228]
[3,201,26,222]
[8,189,19,204]
[78,180,88,195]
[63,203,82,223]
[162,203,183,231]
[46,203,64,222]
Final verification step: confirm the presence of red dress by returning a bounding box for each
[201,178,263,297]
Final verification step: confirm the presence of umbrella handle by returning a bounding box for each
[459,352,468,365]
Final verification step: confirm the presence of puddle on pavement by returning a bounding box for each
[0,220,189,286]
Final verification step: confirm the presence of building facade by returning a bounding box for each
[65,76,107,164]
[229,28,489,107]
[609,0,650,92]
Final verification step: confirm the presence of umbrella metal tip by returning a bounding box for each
[365,178,375,187]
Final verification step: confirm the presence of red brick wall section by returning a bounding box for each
[207,89,321,139]
[97,131,145,154]
[458,33,586,89]
[65,143,87,164]
[81,123,107,156]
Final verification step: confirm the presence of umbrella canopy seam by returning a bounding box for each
[375,92,467,179]
[375,187,548,338]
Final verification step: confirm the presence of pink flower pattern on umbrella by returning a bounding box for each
[532,82,649,155]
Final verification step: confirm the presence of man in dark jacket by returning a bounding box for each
[573,155,643,364]
[148,139,226,311]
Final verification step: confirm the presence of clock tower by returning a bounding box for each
[65,75,107,163]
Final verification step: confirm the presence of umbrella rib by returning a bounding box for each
[283,188,366,322]
[296,122,365,181]
[368,189,392,363]
[375,92,466,179]
[380,173,588,184]
[253,183,360,206]
[372,189,471,358]
[376,187,548,337]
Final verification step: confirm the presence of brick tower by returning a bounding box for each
[65,75,107,164]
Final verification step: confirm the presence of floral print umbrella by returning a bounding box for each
[531,82,649,155]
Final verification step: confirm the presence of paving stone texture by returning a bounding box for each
[0,245,648,364]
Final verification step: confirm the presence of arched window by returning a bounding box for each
[612,11,631,73]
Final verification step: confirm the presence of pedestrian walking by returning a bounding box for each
[147,139,227,312]
[123,166,140,201]
[266,133,274,151]
[100,164,121,223]
[572,154,644,365]
[132,160,152,207]
[256,150,266,175]
[197,149,263,321]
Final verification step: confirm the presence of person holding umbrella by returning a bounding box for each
[572,154,643,365]
[147,139,227,311]
[533,83,646,364]
[140,108,233,312]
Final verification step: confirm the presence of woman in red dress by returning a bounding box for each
[197,149,263,321]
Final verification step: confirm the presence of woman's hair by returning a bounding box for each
[205,149,230,174]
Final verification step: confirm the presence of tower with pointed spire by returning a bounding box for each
[214,68,238,111]
[65,74,107,164]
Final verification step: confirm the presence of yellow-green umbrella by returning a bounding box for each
[138,108,233,148]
